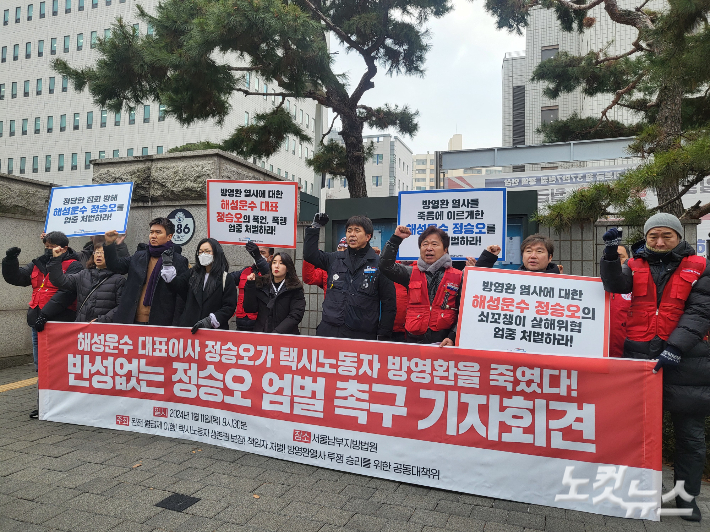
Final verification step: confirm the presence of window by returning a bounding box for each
[244,111,249,125]
[104,28,111,40]
[112,149,119,158]
[158,104,165,121]
[541,45,559,62]
[3,9,8,25]
[300,109,303,124]
[430,159,434,165]
[38,40,44,57]
[0,84,4,100]
[23,80,30,97]
[15,7,21,23]
[36,78,42,95]
[269,164,273,172]
[40,2,45,18]
[49,77,55,94]
[11,82,17,98]
[0,121,3,137]
[22,119,28,135]
[63,35,70,53]
[129,108,135,124]
[306,113,309,128]
[415,169,426,174]
[1,47,5,62]
[77,33,83,51]
[79,0,84,10]
[71,153,77,170]
[141,147,148,156]
[263,84,267,100]
[375,154,383,165]
[114,111,120,126]
[62,75,68,92]
[32,156,39,173]
[52,0,58,15]
[305,147,309,158]
[127,148,133,157]
[92,0,97,7]
[272,89,276,104]
[157,146,163,154]
[28,4,33,20]
[106,0,111,5]
[463,168,482,174]
[245,72,250,90]
[65,0,70,13]
[58,154,64,171]
[98,150,105,159]
[299,143,302,158]
[25,42,31,58]
[372,176,382,187]
[60,114,66,131]
[132,23,138,33]
[100,109,107,127]
[7,158,13,173]
[20,157,27,174]
[73,113,80,130]
[47,116,53,132]
[10,120,15,136]
[45,155,51,172]
[143,105,150,123]
[147,23,154,36]
[541,105,559,124]
[86,111,93,129]
[34,117,40,134]
[277,168,281,176]
[415,159,427,165]
[90,31,97,48]
[13,44,19,61]
[84,152,91,169]
[51,38,56,55]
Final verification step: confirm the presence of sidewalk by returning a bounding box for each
[0,363,706,532]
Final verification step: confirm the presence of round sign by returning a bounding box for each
[168,209,195,246]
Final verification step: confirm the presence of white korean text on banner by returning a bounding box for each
[397,188,506,261]
[39,322,661,520]
[207,180,298,248]
[457,269,610,357]
[44,182,133,237]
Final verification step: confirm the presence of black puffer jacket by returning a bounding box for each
[77,240,129,268]
[243,278,306,335]
[47,258,126,323]
[601,240,710,414]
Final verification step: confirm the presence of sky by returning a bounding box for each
[330,0,526,155]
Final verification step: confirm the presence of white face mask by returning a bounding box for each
[198,254,214,266]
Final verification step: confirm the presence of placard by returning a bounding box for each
[397,188,506,260]
[44,182,133,237]
[207,180,298,248]
[456,268,610,357]
[38,322,662,520]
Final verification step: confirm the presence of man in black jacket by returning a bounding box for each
[477,233,560,274]
[104,218,189,325]
[304,213,396,340]
[601,213,710,522]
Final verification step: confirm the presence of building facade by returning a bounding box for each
[324,133,413,199]
[0,0,323,196]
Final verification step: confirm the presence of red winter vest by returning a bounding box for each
[235,266,258,320]
[393,283,409,333]
[29,260,78,310]
[626,255,706,342]
[405,265,462,335]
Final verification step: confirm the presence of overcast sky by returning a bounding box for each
[331,0,526,155]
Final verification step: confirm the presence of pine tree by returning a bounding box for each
[53,0,451,198]
[485,0,710,228]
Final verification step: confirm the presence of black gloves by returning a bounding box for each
[34,314,48,332]
[602,228,622,260]
[191,316,213,334]
[312,213,329,229]
[245,241,261,260]
[5,247,21,259]
[161,248,174,267]
[653,345,682,374]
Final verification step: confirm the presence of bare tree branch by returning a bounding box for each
[596,71,647,126]
[595,38,646,64]
[554,0,606,12]
[321,113,339,144]
[684,198,710,220]
[235,88,295,98]
[651,174,707,213]
[300,0,365,54]
[226,66,264,72]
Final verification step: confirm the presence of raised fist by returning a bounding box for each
[602,228,622,245]
[394,225,412,239]
[5,247,21,258]
[245,240,260,260]
[312,213,329,228]
[161,248,174,267]
[486,245,501,256]
[105,230,119,244]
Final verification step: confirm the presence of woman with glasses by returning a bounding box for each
[160,238,237,333]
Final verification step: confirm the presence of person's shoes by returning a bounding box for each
[677,495,702,522]
[29,409,38,419]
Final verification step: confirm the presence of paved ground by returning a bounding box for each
[0,363,707,532]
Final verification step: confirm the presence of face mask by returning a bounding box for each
[198,254,214,266]
[44,248,54,258]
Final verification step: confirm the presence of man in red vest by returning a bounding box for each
[601,213,709,522]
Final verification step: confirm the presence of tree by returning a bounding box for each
[485,0,710,229]
[54,0,450,198]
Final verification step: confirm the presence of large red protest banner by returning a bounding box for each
[38,323,663,520]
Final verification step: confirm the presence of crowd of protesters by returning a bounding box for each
[2,209,708,520]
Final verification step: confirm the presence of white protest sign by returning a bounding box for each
[397,188,506,260]
[456,268,610,357]
[44,182,133,237]
[207,180,298,248]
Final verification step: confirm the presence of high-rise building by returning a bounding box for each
[0,0,323,196]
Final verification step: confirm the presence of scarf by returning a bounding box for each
[143,241,174,306]
[416,253,452,273]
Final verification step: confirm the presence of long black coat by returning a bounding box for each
[47,258,125,323]
[2,248,83,325]
[243,279,306,334]
[601,240,710,414]
[168,269,237,329]
[104,242,188,326]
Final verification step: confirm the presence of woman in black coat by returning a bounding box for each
[161,238,237,333]
[243,252,305,335]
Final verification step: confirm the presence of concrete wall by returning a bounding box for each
[0,174,53,367]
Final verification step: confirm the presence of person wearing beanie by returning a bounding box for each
[600,214,710,522]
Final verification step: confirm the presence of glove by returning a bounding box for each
[312,213,329,228]
[161,248,174,267]
[602,228,622,260]
[191,316,213,334]
[34,314,48,332]
[245,241,260,260]
[653,345,682,374]
[5,247,21,258]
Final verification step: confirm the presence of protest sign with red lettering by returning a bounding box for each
[39,322,661,520]
[457,268,610,357]
[207,180,298,248]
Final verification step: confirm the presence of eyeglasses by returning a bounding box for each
[197,250,213,255]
